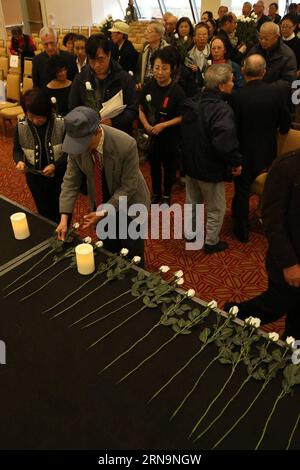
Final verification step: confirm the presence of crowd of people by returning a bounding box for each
[9,1,300,337]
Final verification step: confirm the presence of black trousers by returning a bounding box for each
[231,170,255,224]
[148,144,175,197]
[232,253,300,338]
[26,172,64,223]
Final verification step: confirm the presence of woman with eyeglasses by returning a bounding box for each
[280,14,300,77]
[210,37,243,89]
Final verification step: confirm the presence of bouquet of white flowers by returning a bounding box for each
[236,13,258,50]
[99,15,114,37]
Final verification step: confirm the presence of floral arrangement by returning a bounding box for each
[236,12,258,49]
[99,15,114,37]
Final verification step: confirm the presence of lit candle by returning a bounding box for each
[75,243,95,275]
[10,212,30,240]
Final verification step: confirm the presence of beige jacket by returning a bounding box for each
[60,125,150,214]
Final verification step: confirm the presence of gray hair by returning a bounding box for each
[39,26,57,41]
[260,21,280,35]
[204,64,233,89]
[149,21,165,37]
[244,54,266,77]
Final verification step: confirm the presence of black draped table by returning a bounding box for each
[0,197,300,451]
[0,196,55,275]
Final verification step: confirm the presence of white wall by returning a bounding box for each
[201,0,221,17]
[92,0,124,24]
[40,0,93,28]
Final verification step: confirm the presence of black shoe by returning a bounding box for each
[151,194,161,204]
[161,195,171,206]
[204,241,228,254]
[233,222,249,243]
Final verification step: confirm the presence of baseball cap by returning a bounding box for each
[63,106,100,154]
[108,21,129,35]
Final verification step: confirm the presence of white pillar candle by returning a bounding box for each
[10,212,30,240]
[75,243,95,275]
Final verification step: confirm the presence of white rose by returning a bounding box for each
[229,306,239,317]
[207,300,218,309]
[187,289,195,298]
[245,17,251,23]
[176,278,184,285]
[174,270,184,278]
[132,256,141,264]
[84,236,92,244]
[174,33,179,39]
[72,222,80,229]
[128,70,134,76]
[159,265,170,273]
[50,96,57,104]
[146,94,152,102]
[107,14,113,19]
[286,336,296,347]
[245,316,255,325]
[268,332,279,342]
[95,240,103,248]
[207,59,212,66]
[120,248,129,256]
[85,81,92,91]
[183,35,188,41]
[127,11,131,16]
[253,317,261,328]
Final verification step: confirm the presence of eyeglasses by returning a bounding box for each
[89,55,109,64]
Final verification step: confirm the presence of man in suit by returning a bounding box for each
[109,21,138,73]
[56,107,150,264]
[32,27,77,88]
[231,54,290,242]
[217,14,247,64]
[254,0,271,30]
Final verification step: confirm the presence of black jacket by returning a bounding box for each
[248,39,297,90]
[256,14,271,30]
[262,150,300,269]
[231,79,290,178]
[283,36,300,70]
[182,89,242,182]
[32,50,77,88]
[68,60,138,135]
[217,29,243,64]
[111,39,138,73]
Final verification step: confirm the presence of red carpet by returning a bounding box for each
[0,125,285,335]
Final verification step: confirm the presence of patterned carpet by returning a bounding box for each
[0,124,285,335]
